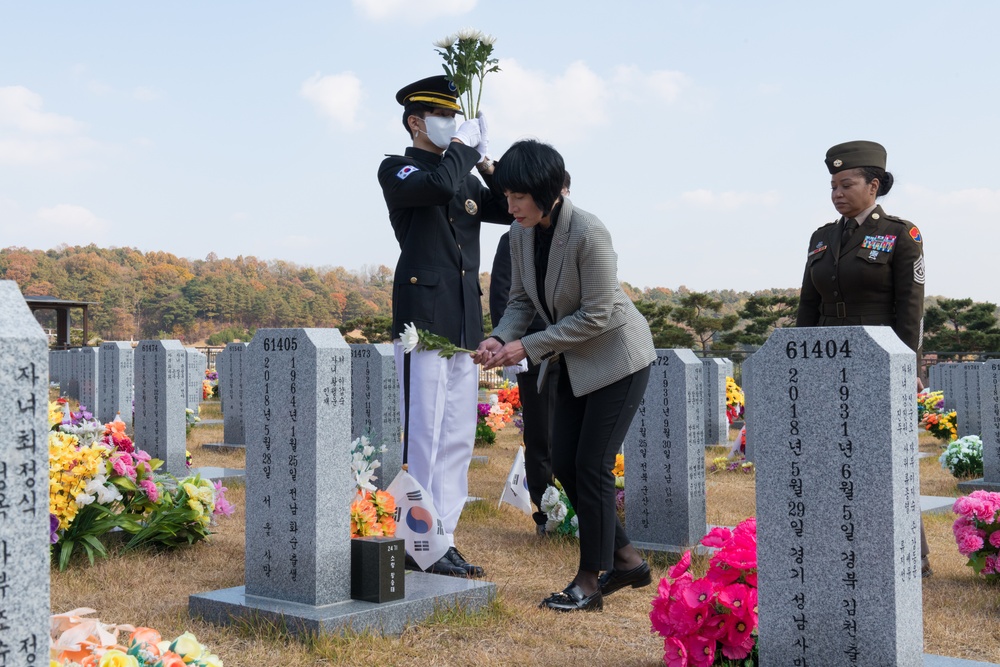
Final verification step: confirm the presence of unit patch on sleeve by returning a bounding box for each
[909,226,922,243]
[396,165,420,180]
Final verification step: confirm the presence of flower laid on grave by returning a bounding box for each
[399,322,476,359]
[940,435,984,478]
[351,489,397,538]
[650,517,759,664]
[709,452,754,474]
[185,449,193,468]
[916,390,945,419]
[51,608,224,666]
[952,490,1000,580]
[725,377,744,424]
[474,393,517,446]
[475,401,497,446]
[540,482,579,538]
[496,381,521,411]
[203,368,218,399]
[185,407,200,435]
[613,453,626,524]
[921,408,958,443]
[433,28,500,118]
[351,434,386,493]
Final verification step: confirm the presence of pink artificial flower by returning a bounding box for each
[953,496,971,518]
[957,530,985,558]
[139,479,159,503]
[133,449,151,464]
[746,587,759,626]
[668,592,708,635]
[111,455,137,481]
[720,630,755,660]
[722,615,754,654]
[700,611,730,641]
[744,570,758,588]
[650,596,674,638]
[953,515,974,536]
[669,551,692,579]
[718,583,752,615]
[681,579,715,609]
[705,562,743,587]
[982,554,998,575]
[213,480,235,516]
[686,635,715,667]
[700,526,733,549]
[989,531,1000,549]
[663,637,687,667]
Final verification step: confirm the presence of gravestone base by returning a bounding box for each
[190,573,495,637]
[922,495,960,514]
[201,442,245,452]
[194,419,224,426]
[632,540,713,557]
[957,479,1000,494]
[188,466,245,484]
[470,455,489,466]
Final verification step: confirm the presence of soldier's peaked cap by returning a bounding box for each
[395,75,462,113]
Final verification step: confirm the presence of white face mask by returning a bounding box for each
[420,115,456,149]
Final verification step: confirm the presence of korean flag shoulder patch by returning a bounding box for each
[397,165,420,180]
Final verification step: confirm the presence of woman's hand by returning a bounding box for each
[472,337,503,366]
[484,340,527,370]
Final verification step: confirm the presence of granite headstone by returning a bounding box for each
[66,347,80,399]
[928,363,941,393]
[77,346,100,417]
[350,343,402,489]
[0,281,50,662]
[98,342,134,426]
[741,352,757,462]
[752,326,922,665]
[958,361,1000,494]
[942,363,960,411]
[220,343,247,445]
[624,349,706,552]
[134,340,188,475]
[185,348,205,411]
[957,362,983,438]
[702,357,728,446]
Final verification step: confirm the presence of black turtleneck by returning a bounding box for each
[534,201,562,322]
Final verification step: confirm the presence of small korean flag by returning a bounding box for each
[499,446,533,516]
[385,470,450,571]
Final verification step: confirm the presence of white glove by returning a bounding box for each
[452,117,481,149]
[476,111,490,163]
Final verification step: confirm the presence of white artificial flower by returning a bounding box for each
[540,486,560,513]
[489,394,499,406]
[400,323,420,354]
[570,515,578,530]
[549,501,568,523]
[75,492,96,508]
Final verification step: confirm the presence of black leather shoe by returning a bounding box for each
[599,560,652,596]
[540,583,603,612]
[447,547,485,578]
[423,551,472,577]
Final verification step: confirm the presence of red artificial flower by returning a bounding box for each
[669,550,692,579]
[680,579,715,610]
[687,634,716,667]
[663,637,687,667]
[718,583,752,616]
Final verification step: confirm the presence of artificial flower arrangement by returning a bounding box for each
[725,377,744,424]
[922,410,958,443]
[709,453,754,475]
[540,482,579,538]
[432,28,500,118]
[496,382,521,411]
[613,453,626,523]
[940,435,984,479]
[475,393,518,446]
[650,518,758,665]
[51,608,222,666]
[203,368,218,400]
[917,390,945,419]
[348,435,397,538]
[953,490,1000,580]
[185,407,200,435]
[48,402,234,570]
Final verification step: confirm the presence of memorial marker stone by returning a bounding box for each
[928,363,941,393]
[0,281,50,662]
[741,352,757,462]
[350,344,402,489]
[702,357,728,446]
[942,363,960,411]
[957,362,983,438]
[752,326,922,665]
[624,349,706,552]
[958,361,1000,494]
[98,342,134,426]
[185,348,205,410]
[48,350,60,385]
[78,346,100,416]
[66,347,80,399]
[134,340,188,475]
[220,343,247,445]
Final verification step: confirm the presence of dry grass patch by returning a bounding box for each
[48,417,1000,666]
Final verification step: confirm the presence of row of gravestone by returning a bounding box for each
[48,344,207,423]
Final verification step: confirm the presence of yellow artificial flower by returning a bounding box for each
[98,649,140,667]
[611,453,624,478]
[169,631,204,662]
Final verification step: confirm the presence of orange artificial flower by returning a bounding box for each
[157,651,187,667]
[129,627,162,651]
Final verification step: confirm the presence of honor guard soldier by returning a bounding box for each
[378,75,510,577]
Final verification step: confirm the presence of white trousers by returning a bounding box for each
[394,343,478,542]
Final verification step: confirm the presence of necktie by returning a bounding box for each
[841,218,858,248]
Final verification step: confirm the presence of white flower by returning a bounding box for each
[74,492,95,508]
[433,35,456,48]
[549,501,568,523]
[489,394,499,406]
[480,33,497,46]
[540,486,561,513]
[455,27,483,41]
[400,322,420,354]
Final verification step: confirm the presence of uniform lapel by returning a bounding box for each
[544,198,573,320]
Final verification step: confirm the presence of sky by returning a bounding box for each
[1,1,998,301]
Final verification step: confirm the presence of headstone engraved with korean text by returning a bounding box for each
[220,343,247,445]
[48,350,61,386]
[928,363,941,393]
[78,346,100,417]
[215,348,227,412]
[942,362,960,412]
[957,362,983,438]
[702,357,728,446]
[982,362,1000,487]
[624,349,706,551]
[185,348,206,410]
[66,348,80,400]
[245,329,353,605]
[98,342,134,426]
[134,340,188,475]
[350,344,401,489]
[0,281,50,663]
[753,327,922,665]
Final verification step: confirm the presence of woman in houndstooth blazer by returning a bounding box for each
[475,140,657,612]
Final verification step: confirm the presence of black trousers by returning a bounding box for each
[517,358,558,516]
[551,361,651,572]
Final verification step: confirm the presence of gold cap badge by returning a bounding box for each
[833,159,843,168]
[465,199,478,215]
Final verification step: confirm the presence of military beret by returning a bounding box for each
[825,140,887,174]
[395,75,462,113]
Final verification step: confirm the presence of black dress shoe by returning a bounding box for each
[404,553,421,571]
[423,551,471,577]
[598,560,652,596]
[446,547,485,578]
[540,583,603,612]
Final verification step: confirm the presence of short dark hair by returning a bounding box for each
[857,166,894,197]
[401,102,436,135]
[493,140,566,216]
[563,170,571,192]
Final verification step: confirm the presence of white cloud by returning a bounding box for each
[352,0,476,22]
[36,204,110,235]
[901,184,1000,214]
[677,189,781,210]
[132,86,162,102]
[300,72,364,129]
[486,59,690,145]
[0,86,83,134]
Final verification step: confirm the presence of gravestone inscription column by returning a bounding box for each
[0,281,50,662]
[98,342,134,425]
[958,361,1000,494]
[623,349,706,552]
[942,363,959,411]
[66,348,80,400]
[350,343,402,489]
[78,346,100,417]
[220,343,247,445]
[957,362,983,438]
[134,340,188,475]
[702,357,728,446]
[752,326,922,665]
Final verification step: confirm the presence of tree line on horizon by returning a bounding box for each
[2,245,997,353]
